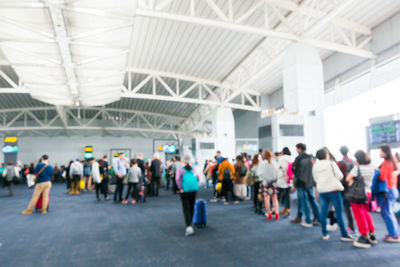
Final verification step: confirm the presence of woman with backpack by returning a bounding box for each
[277,147,292,217]
[256,150,279,220]
[176,154,200,236]
[345,150,376,248]
[377,145,400,242]
[233,155,248,204]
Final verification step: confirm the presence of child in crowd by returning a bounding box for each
[122,159,142,205]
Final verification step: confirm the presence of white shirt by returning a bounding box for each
[277,155,291,188]
[256,160,278,183]
[91,162,101,184]
[312,160,344,193]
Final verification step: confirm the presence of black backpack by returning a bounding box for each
[223,169,232,181]
[240,166,248,177]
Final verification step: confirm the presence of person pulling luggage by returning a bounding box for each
[175,154,199,236]
[22,155,54,214]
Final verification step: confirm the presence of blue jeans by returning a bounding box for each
[380,188,400,237]
[319,192,348,237]
[297,187,320,224]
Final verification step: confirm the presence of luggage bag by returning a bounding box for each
[193,199,207,228]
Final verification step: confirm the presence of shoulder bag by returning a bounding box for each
[344,166,367,204]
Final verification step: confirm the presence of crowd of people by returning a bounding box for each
[200,144,400,247]
[1,143,400,243]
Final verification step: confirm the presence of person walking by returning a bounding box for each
[345,150,376,248]
[378,145,400,242]
[22,155,54,214]
[122,159,142,204]
[312,149,353,242]
[2,162,18,197]
[175,154,199,236]
[150,153,162,197]
[69,158,83,195]
[291,143,320,227]
[277,147,292,217]
[257,150,279,220]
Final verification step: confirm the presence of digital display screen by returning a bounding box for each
[84,152,93,159]
[163,145,176,153]
[2,145,18,154]
[368,121,400,145]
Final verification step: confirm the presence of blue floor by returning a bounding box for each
[0,184,400,267]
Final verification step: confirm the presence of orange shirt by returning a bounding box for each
[218,160,235,181]
[379,160,398,189]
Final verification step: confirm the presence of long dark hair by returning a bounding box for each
[379,145,398,170]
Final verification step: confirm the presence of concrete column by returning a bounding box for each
[212,107,235,160]
[283,43,325,154]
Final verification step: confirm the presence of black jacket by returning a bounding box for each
[150,159,162,178]
[136,159,146,177]
[292,152,315,189]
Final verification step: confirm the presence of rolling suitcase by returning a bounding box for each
[35,193,49,212]
[193,199,207,228]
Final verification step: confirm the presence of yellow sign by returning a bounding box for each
[4,137,18,143]
[158,145,163,151]
[84,146,93,152]
[114,152,119,157]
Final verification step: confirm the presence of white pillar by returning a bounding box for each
[212,107,236,161]
[283,43,325,154]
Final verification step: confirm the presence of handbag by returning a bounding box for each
[344,167,367,204]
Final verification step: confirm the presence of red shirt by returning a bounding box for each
[379,160,397,189]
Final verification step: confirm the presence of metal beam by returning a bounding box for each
[135,4,374,59]
[46,1,80,104]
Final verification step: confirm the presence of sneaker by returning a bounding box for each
[327,223,338,232]
[266,213,272,220]
[185,226,194,236]
[368,232,377,245]
[384,235,400,243]
[275,213,280,220]
[121,200,128,204]
[312,218,321,226]
[300,222,313,228]
[210,198,218,203]
[234,201,240,205]
[131,200,136,204]
[341,236,355,242]
[221,198,226,202]
[322,235,330,240]
[353,236,371,248]
[291,217,302,224]
[223,202,229,205]
[42,209,47,214]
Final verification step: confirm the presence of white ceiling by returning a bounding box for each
[0,0,399,137]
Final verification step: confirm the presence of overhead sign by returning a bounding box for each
[4,137,18,143]
[84,146,93,152]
